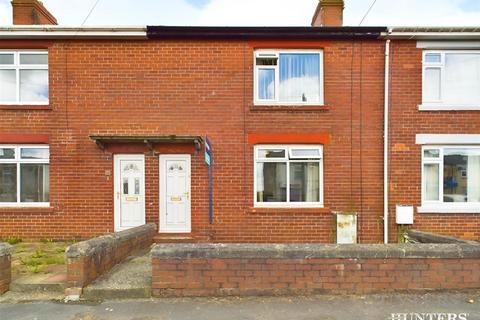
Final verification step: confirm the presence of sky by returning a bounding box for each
[0,0,480,27]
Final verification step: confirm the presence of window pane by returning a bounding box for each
[424,149,440,158]
[256,162,286,202]
[0,164,17,202]
[258,68,275,100]
[424,68,441,101]
[424,163,439,201]
[257,149,285,159]
[290,162,320,202]
[444,53,480,105]
[279,53,320,103]
[0,148,15,159]
[21,148,49,159]
[443,148,480,203]
[19,69,48,102]
[20,164,49,202]
[20,53,48,65]
[425,53,441,63]
[256,57,277,66]
[290,148,321,158]
[0,54,14,64]
[134,178,140,195]
[0,70,16,102]
[123,178,129,195]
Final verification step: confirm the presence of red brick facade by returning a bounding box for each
[387,41,480,241]
[0,38,387,242]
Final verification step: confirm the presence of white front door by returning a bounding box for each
[159,154,191,233]
[114,154,146,231]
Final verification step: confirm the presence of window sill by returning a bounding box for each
[0,206,54,213]
[246,207,331,214]
[417,206,480,214]
[0,105,52,110]
[251,105,329,112]
[418,104,480,111]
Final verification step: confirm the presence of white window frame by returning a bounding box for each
[254,49,324,106]
[419,145,480,213]
[419,50,480,111]
[254,144,324,208]
[0,145,50,207]
[0,50,49,105]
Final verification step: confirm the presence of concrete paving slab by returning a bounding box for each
[0,291,479,320]
[82,251,151,300]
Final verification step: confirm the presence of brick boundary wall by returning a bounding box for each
[0,242,12,295]
[407,229,480,245]
[66,223,156,294]
[152,243,480,297]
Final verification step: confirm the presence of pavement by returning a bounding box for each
[0,291,479,320]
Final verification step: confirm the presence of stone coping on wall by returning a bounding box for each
[66,224,156,258]
[407,229,479,245]
[0,242,12,257]
[152,243,480,260]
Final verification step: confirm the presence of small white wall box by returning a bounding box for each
[335,212,357,244]
[396,205,414,224]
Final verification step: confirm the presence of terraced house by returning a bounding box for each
[0,0,478,243]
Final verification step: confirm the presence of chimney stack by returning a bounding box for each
[311,0,344,27]
[11,0,57,25]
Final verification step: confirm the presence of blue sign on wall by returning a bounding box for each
[205,136,213,224]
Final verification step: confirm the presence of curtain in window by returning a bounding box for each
[279,54,320,103]
[467,154,480,202]
[306,163,319,202]
[424,163,439,201]
[258,69,275,100]
[444,53,480,105]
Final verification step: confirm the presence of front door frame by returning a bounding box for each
[159,154,192,233]
[114,154,146,232]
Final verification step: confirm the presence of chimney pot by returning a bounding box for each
[311,0,344,27]
[11,0,57,25]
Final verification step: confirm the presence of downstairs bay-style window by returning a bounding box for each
[0,145,49,206]
[0,51,49,104]
[254,145,323,208]
[254,50,324,105]
[421,50,480,110]
[422,146,480,212]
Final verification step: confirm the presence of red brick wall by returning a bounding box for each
[0,39,386,243]
[388,41,480,241]
[152,257,480,297]
[66,224,155,288]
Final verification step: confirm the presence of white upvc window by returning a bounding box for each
[0,145,50,207]
[254,50,324,105]
[420,145,480,213]
[254,145,323,208]
[0,51,49,105]
[421,50,480,110]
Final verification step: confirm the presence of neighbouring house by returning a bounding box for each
[0,0,478,243]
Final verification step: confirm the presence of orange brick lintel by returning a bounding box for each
[0,134,50,144]
[247,133,330,145]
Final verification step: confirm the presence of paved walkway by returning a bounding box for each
[82,251,151,300]
[0,291,479,320]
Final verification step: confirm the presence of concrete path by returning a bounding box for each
[82,251,151,300]
[0,291,479,320]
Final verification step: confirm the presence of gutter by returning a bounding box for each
[0,26,147,39]
[383,34,391,244]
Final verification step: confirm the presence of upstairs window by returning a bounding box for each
[0,145,50,206]
[0,51,48,104]
[254,50,324,105]
[254,145,323,207]
[422,50,480,109]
